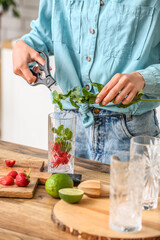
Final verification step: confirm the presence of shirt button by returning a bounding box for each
[94,108,100,114]
[100,1,104,6]
[90,29,95,34]
[86,56,91,62]
[85,84,90,90]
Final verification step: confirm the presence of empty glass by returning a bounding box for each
[109,152,145,233]
[130,136,160,210]
[48,111,76,173]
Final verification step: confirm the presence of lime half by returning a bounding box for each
[59,188,84,203]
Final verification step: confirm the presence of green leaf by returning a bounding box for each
[136,90,144,99]
[64,128,73,141]
[88,95,97,105]
[57,101,63,111]
[57,125,64,136]
[66,142,72,152]
[70,87,81,98]
[91,82,104,92]
[52,127,58,134]
[55,137,61,143]
[82,88,94,100]
[99,102,104,107]
[70,97,80,108]
[52,90,60,103]
[73,96,86,104]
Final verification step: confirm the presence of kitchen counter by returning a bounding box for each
[0,140,109,240]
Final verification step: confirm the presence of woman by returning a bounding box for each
[12,0,160,163]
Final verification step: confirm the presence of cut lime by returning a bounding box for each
[59,188,84,203]
[45,173,73,198]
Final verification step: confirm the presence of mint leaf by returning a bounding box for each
[70,97,80,108]
[136,90,144,99]
[82,88,95,101]
[55,137,61,143]
[57,125,64,136]
[52,90,60,103]
[64,128,73,141]
[91,82,104,92]
[88,95,97,105]
[57,101,63,111]
[52,127,58,134]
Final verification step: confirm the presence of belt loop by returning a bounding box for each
[126,114,132,122]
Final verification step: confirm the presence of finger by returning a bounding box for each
[101,76,130,105]
[31,51,45,66]
[113,84,133,104]
[122,89,138,105]
[21,64,37,83]
[95,73,122,103]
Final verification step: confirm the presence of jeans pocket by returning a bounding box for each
[112,110,160,140]
[123,110,160,138]
[103,2,154,59]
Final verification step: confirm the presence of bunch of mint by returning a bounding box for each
[52,125,73,153]
[52,82,160,111]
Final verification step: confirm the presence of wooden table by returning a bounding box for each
[0,140,110,240]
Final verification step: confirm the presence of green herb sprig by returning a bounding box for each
[52,125,73,152]
[52,83,160,110]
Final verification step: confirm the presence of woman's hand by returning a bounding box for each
[12,40,45,83]
[95,72,145,105]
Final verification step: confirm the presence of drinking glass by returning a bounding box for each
[48,111,76,173]
[130,136,160,210]
[109,152,145,233]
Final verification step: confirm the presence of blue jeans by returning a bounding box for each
[74,109,160,164]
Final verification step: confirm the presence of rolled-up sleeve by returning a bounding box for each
[138,63,160,97]
[20,0,54,56]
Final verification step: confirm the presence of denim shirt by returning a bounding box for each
[21,0,160,127]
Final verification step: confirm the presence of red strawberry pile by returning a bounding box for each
[0,160,31,187]
[51,142,71,168]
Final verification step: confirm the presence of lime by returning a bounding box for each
[45,173,73,198]
[59,188,84,203]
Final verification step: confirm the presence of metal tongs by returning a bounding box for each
[29,51,56,92]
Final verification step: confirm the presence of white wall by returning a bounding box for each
[1,48,55,150]
[1,0,39,41]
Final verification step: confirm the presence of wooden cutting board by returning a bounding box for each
[52,196,160,240]
[0,150,44,198]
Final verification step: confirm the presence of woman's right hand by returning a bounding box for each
[12,40,45,83]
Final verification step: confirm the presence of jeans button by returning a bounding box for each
[94,108,100,114]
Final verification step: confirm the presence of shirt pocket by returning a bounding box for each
[52,0,83,53]
[103,2,154,60]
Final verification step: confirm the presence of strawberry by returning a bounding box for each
[7,170,18,179]
[5,160,16,167]
[0,176,14,185]
[51,142,63,157]
[15,170,31,187]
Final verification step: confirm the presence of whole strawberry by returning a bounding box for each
[15,170,31,187]
[7,170,18,179]
[0,176,14,186]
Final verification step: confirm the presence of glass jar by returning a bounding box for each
[48,111,76,173]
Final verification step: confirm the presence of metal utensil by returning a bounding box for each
[29,51,56,92]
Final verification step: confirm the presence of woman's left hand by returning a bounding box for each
[95,72,145,105]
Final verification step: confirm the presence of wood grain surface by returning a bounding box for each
[0,140,110,240]
[0,178,38,198]
[52,196,160,240]
[0,152,44,198]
